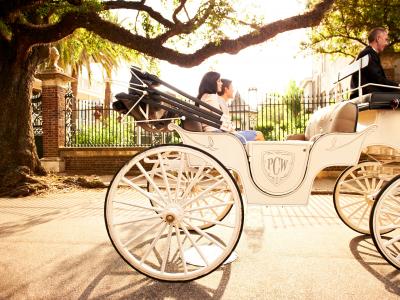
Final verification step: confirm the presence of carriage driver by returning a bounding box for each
[350,27,400,98]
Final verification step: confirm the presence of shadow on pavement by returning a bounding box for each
[349,235,400,296]
[0,211,59,238]
[13,239,232,299]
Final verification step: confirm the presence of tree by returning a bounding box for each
[283,80,303,117]
[55,24,154,122]
[0,0,334,193]
[302,0,400,57]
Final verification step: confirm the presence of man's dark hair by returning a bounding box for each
[368,27,387,43]
[217,79,232,96]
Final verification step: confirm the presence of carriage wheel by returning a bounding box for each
[333,161,389,234]
[370,174,400,270]
[105,144,244,281]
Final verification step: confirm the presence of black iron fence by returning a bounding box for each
[32,92,43,158]
[65,92,340,147]
[65,98,180,147]
[230,92,337,141]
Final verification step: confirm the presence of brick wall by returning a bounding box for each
[60,147,146,175]
[41,85,66,157]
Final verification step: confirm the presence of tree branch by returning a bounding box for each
[155,1,215,44]
[17,0,335,67]
[315,49,356,58]
[0,0,50,18]
[102,0,174,28]
[96,0,335,67]
[172,0,188,24]
[315,33,366,46]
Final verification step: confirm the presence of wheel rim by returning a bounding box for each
[334,162,387,234]
[370,175,400,270]
[105,145,243,281]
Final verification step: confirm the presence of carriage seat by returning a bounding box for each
[286,101,358,141]
[182,119,203,132]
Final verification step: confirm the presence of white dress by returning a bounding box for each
[200,93,233,132]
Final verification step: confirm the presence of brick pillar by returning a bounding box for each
[36,71,75,172]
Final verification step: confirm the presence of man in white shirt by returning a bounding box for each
[218,79,265,141]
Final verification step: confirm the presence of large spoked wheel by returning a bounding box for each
[333,161,388,234]
[105,144,244,282]
[370,174,400,270]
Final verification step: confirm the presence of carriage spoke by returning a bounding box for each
[122,220,164,247]
[340,199,366,209]
[122,176,165,208]
[340,182,366,194]
[140,223,168,265]
[182,179,226,208]
[184,215,235,228]
[375,178,385,192]
[136,162,167,204]
[350,172,369,192]
[114,214,162,226]
[356,203,370,227]
[347,202,368,218]
[381,209,400,218]
[181,163,206,200]
[174,153,185,201]
[361,167,372,191]
[174,225,188,274]
[161,225,173,273]
[186,201,235,212]
[114,201,164,212]
[376,224,400,231]
[200,198,219,218]
[387,194,400,206]
[158,153,173,203]
[383,235,400,248]
[180,223,209,266]
[182,219,226,250]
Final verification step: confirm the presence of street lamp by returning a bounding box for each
[247,87,258,111]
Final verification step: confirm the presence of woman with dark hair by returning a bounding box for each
[197,71,223,132]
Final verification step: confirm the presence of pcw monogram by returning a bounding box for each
[262,151,294,185]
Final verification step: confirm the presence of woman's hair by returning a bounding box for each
[217,79,232,96]
[197,71,221,99]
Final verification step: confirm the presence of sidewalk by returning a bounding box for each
[0,186,399,299]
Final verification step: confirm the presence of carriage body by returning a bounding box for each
[104,65,400,282]
[171,123,376,206]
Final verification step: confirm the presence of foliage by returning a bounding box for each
[71,114,135,146]
[282,80,303,117]
[254,90,311,141]
[54,13,158,82]
[70,112,180,147]
[303,0,400,57]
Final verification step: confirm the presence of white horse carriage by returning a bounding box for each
[105,58,400,281]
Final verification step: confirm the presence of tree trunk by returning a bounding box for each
[0,45,46,192]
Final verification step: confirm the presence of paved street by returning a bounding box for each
[0,189,399,299]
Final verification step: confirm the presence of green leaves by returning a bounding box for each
[304,0,400,57]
